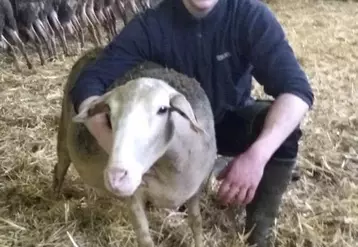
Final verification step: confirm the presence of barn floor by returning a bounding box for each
[0,0,357,246]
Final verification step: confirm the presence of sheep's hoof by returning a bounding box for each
[145,201,155,210]
[291,169,301,182]
[52,168,63,199]
[26,62,33,70]
[178,204,187,212]
[52,180,62,199]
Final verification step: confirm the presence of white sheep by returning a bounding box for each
[52,47,218,247]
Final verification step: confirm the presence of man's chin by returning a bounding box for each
[187,0,218,12]
[194,1,216,10]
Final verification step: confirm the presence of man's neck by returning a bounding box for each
[182,0,219,19]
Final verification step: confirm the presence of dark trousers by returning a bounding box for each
[215,99,302,163]
[212,99,302,246]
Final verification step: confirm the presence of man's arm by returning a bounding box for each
[70,13,158,114]
[217,1,314,205]
[239,0,314,163]
[70,13,159,153]
[248,94,309,164]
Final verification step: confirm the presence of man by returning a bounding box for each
[70,0,314,246]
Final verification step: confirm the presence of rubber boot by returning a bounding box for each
[244,158,296,247]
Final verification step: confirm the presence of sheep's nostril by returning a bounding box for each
[107,167,128,190]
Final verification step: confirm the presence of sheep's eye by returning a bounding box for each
[157,106,169,115]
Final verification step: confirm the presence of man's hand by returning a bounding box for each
[78,96,113,154]
[216,93,310,206]
[85,113,113,154]
[217,146,268,206]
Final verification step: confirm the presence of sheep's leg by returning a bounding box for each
[129,0,140,14]
[102,8,112,40]
[187,191,204,247]
[2,35,21,72]
[137,0,145,11]
[4,27,33,69]
[52,151,71,196]
[53,110,71,196]
[69,19,81,51]
[44,18,58,59]
[33,19,55,61]
[85,15,100,47]
[96,9,106,24]
[96,9,111,42]
[71,16,84,48]
[80,6,100,46]
[108,8,117,36]
[145,0,151,8]
[24,25,46,66]
[79,0,88,26]
[62,21,79,55]
[0,39,6,50]
[104,7,116,38]
[49,11,70,57]
[139,0,150,11]
[102,7,114,38]
[114,0,128,26]
[127,195,155,247]
[86,6,103,45]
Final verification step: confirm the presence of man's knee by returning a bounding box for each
[273,126,302,160]
[273,127,302,159]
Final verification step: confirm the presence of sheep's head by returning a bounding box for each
[72,77,205,197]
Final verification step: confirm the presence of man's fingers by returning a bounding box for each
[217,166,229,180]
[243,186,257,205]
[222,184,240,205]
[217,181,231,203]
[217,161,233,180]
[235,186,249,205]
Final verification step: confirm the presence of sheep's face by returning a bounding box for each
[73,77,204,197]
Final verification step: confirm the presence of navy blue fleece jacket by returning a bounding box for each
[70,0,314,122]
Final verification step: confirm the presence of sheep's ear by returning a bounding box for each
[73,92,111,123]
[169,93,205,133]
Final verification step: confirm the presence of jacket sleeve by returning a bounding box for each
[70,13,157,113]
[237,0,314,108]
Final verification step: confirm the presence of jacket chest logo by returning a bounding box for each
[216,52,231,61]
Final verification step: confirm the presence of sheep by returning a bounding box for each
[37,0,58,59]
[10,0,55,65]
[52,47,218,247]
[64,0,85,49]
[55,0,85,51]
[85,0,103,46]
[92,0,114,42]
[0,0,32,70]
[72,0,97,47]
[41,0,71,57]
[73,0,100,47]
[0,0,19,70]
[112,0,153,27]
[112,0,136,26]
[140,0,151,9]
[101,0,117,38]
[90,0,118,42]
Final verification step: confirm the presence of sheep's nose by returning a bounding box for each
[106,167,128,190]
